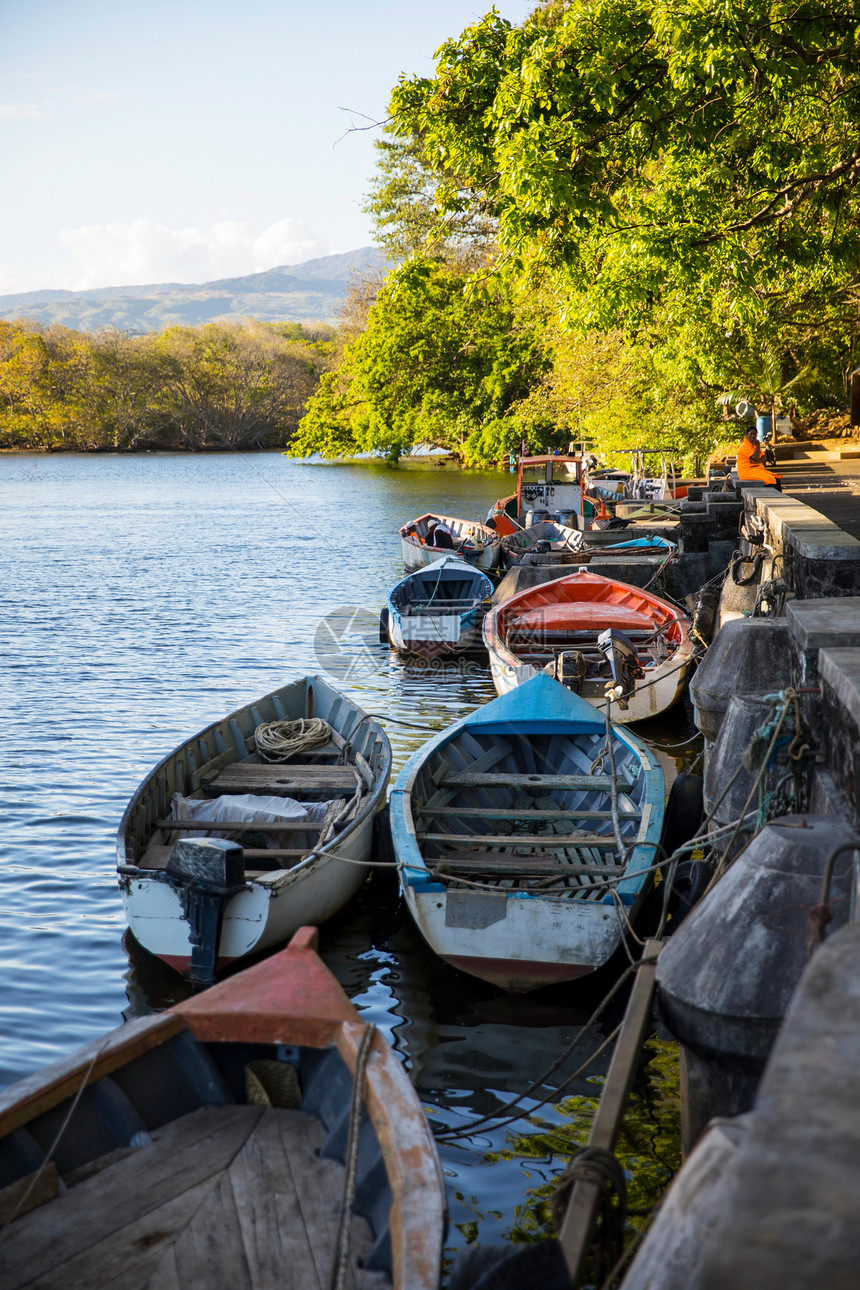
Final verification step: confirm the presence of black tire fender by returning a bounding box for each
[378,606,390,644]
[731,552,764,586]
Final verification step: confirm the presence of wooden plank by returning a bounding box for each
[40,1176,226,1290]
[433,739,511,790]
[0,1162,59,1224]
[419,830,619,849]
[158,819,323,834]
[227,1108,326,1289]
[171,1172,253,1290]
[558,940,663,1285]
[205,764,359,794]
[441,772,616,790]
[435,852,620,877]
[418,805,640,822]
[0,1106,262,1285]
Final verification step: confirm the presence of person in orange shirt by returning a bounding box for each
[736,425,782,489]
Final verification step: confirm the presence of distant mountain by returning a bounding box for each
[0,247,388,332]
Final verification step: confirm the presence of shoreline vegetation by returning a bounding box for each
[4,5,859,472]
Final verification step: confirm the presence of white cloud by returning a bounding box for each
[59,218,330,289]
[0,104,42,119]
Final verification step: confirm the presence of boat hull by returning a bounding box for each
[399,513,500,571]
[391,674,664,992]
[403,884,628,991]
[484,569,694,723]
[122,812,375,970]
[387,605,485,656]
[117,674,390,978]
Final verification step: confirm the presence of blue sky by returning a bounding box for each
[0,0,531,294]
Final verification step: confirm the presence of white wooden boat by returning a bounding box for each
[498,519,584,569]
[390,674,664,992]
[483,568,695,723]
[382,557,493,657]
[117,676,391,983]
[0,927,445,1289]
[399,512,499,571]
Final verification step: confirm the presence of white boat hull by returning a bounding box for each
[402,883,627,991]
[401,535,498,572]
[122,813,375,971]
[486,646,691,723]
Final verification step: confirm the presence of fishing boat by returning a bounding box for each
[399,513,499,571]
[483,569,695,723]
[498,519,584,568]
[381,556,493,657]
[0,927,446,1289]
[117,675,391,984]
[500,524,677,570]
[390,674,664,991]
[487,455,609,535]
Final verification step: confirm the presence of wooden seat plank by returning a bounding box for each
[204,764,359,795]
[434,852,620,877]
[440,772,617,790]
[418,805,640,822]
[419,830,619,848]
[158,818,323,835]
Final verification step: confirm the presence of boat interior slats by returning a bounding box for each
[203,764,360,795]
[0,1106,386,1290]
[433,852,620,878]
[417,805,640,822]
[438,771,618,790]
[157,818,324,835]
[418,830,619,849]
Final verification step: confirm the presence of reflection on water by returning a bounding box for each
[0,452,687,1278]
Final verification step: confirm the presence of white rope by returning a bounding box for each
[254,717,331,761]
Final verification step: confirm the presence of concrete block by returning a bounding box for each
[699,922,860,1290]
[819,647,860,730]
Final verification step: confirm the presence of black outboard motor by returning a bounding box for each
[550,650,588,694]
[597,628,644,709]
[165,837,247,987]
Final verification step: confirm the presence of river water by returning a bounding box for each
[1,451,687,1276]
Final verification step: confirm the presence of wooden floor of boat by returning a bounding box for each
[0,1106,387,1290]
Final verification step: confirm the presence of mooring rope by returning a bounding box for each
[254,717,332,761]
[328,1023,377,1290]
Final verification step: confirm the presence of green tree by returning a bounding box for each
[289,256,548,463]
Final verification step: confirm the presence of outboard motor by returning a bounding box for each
[597,628,644,709]
[546,649,588,694]
[165,836,247,987]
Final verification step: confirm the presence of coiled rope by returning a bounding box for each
[254,717,331,761]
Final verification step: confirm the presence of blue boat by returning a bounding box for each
[390,673,664,992]
[381,556,493,657]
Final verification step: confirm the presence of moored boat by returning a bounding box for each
[487,454,609,533]
[390,674,664,991]
[0,927,446,1289]
[483,568,695,723]
[117,675,391,983]
[399,513,499,571]
[382,556,493,657]
[498,519,584,568]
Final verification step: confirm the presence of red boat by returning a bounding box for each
[0,928,446,1290]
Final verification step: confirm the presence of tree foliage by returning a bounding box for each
[289,256,549,462]
[0,319,334,451]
